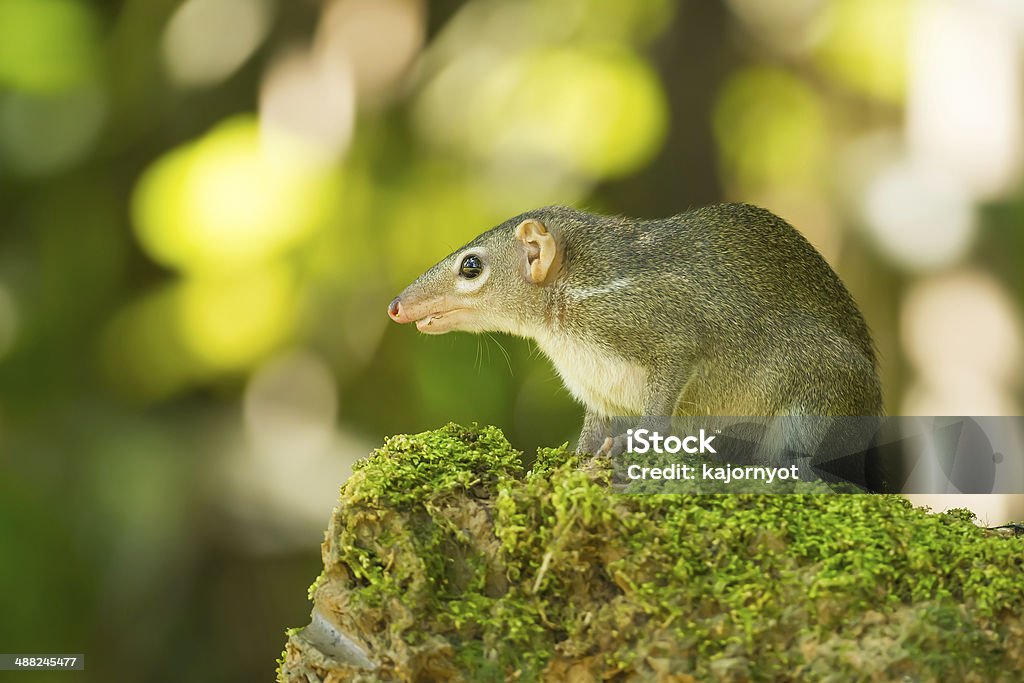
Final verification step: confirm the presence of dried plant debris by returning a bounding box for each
[278,423,1024,682]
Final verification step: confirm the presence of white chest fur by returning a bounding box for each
[534,332,649,417]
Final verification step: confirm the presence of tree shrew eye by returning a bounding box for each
[459,254,483,279]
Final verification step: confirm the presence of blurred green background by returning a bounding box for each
[1,0,1022,680]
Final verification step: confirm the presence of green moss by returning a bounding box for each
[279,424,1024,682]
[347,422,523,507]
[306,571,324,601]
[527,442,578,477]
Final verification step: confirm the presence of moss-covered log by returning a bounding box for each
[277,423,1024,682]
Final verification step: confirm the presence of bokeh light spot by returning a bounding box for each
[907,0,1024,199]
[99,285,193,401]
[162,0,273,88]
[416,46,667,180]
[0,83,106,176]
[259,48,356,164]
[244,349,338,454]
[100,267,303,398]
[0,0,100,92]
[177,266,298,371]
[131,116,335,274]
[861,156,975,271]
[814,0,910,103]
[316,0,424,108]
[901,269,1022,387]
[713,67,827,191]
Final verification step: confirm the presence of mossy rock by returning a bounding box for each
[277,423,1024,682]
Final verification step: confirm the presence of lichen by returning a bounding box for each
[278,423,1024,682]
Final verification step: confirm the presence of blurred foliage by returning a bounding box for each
[713,66,827,191]
[0,0,1022,681]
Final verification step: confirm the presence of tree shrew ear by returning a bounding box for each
[515,219,558,283]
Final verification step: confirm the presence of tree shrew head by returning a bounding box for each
[386,212,563,337]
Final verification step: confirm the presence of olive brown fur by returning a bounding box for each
[388,204,882,455]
